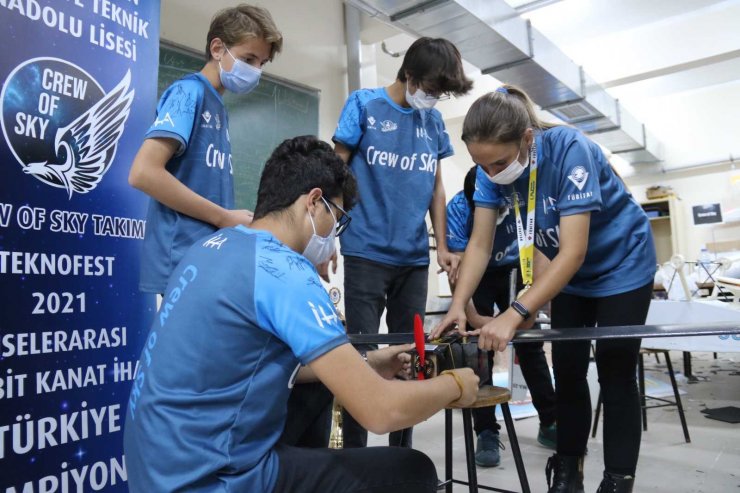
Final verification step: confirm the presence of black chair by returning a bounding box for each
[591,348,690,443]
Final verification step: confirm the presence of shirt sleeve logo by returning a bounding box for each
[202,233,228,249]
[567,166,589,191]
[154,112,175,127]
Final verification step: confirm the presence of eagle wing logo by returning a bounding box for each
[23,70,135,198]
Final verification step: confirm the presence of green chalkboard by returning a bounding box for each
[157,42,320,210]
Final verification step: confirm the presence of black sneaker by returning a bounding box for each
[475,430,503,467]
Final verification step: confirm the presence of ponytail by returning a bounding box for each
[462,84,559,145]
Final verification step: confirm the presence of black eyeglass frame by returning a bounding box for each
[323,197,352,236]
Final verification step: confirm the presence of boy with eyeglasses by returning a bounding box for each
[332,36,474,448]
[124,136,479,492]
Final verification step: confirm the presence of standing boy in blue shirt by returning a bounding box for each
[129,5,283,294]
[332,36,473,448]
[124,136,480,493]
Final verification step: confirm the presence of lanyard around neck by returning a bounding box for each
[512,141,538,290]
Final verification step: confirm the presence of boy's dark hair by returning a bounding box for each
[397,37,473,97]
[206,4,283,61]
[253,136,358,220]
[463,165,477,210]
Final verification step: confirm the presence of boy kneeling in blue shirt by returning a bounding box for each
[124,135,479,493]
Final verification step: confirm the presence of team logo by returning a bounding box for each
[1,57,134,198]
[567,166,589,191]
[215,113,221,130]
[380,119,397,132]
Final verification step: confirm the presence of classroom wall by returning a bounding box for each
[160,0,349,143]
[626,164,740,261]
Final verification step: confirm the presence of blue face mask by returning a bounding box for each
[219,46,261,94]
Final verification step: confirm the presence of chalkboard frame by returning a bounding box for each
[157,40,321,210]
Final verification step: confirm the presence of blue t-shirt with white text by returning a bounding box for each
[446,191,518,268]
[125,226,348,492]
[333,88,453,266]
[139,73,234,293]
[473,126,656,297]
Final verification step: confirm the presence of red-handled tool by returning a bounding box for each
[414,313,425,380]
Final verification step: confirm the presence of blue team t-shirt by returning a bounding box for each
[473,126,656,297]
[333,87,453,266]
[124,226,348,492]
[445,191,518,268]
[139,72,235,293]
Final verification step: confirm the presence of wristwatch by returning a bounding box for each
[510,300,531,320]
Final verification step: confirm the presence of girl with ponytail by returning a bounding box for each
[433,84,656,493]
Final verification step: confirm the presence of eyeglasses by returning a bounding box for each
[324,198,352,236]
[422,87,451,101]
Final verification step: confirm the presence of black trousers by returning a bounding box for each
[341,255,429,448]
[471,264,557,434]
[278,385,437,492]
[273,443,438,492]
[551,281,653,476]
[280,381,334,448]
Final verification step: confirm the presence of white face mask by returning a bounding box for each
[405,82,438,110]
[484,144,529,185]
[219,46,262,95]
[303,197,337,267]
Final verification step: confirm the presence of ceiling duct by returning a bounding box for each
[347,0,663,164]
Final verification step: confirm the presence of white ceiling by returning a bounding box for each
[363,0,740,174]
[508,0,740,172]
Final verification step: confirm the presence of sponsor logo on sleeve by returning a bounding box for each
[567,165,589,191]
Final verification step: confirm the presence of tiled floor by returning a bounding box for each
[367,351,740,492]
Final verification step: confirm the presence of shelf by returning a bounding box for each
[648,216,671,222]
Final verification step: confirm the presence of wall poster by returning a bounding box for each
[0,1,160,491]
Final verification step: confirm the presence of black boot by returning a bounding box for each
[545,454,585,493]
[596,472,635,493]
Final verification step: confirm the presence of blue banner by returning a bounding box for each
[0,1,159,491]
